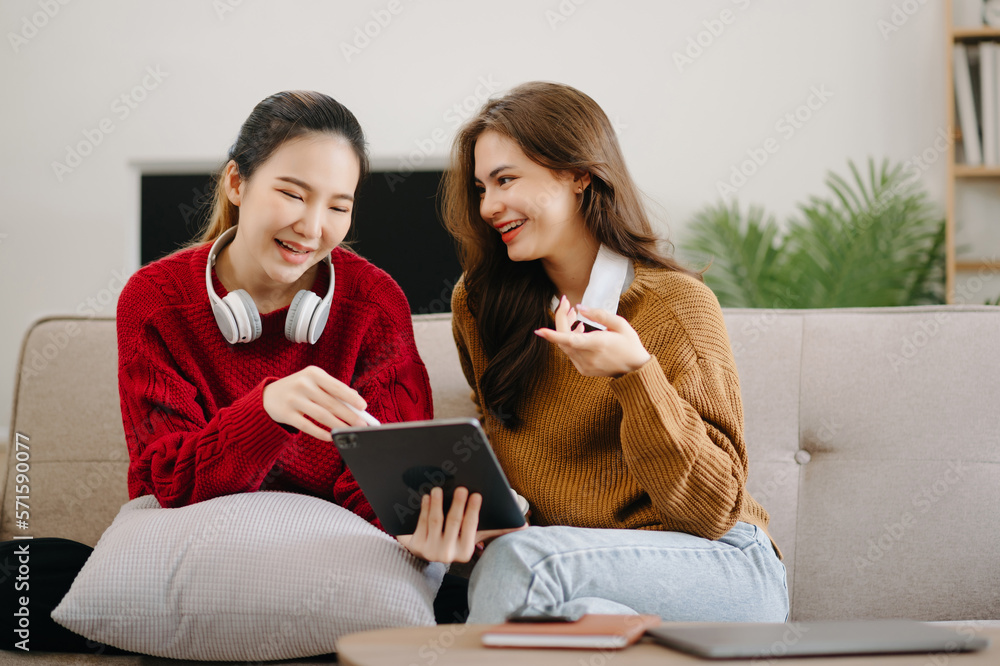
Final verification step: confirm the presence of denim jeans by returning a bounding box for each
[466,522,788,624]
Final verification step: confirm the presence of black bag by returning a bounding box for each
[433,572,470,624]
[1,537,134,654]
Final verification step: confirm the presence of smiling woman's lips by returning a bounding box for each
[501,221,525,244]
[276,238,314,252]
[274,238,312,264]
[495,218,525,233]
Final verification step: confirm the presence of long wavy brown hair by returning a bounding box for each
[442,81,699,428]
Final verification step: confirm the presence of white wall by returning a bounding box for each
[0,0,970,431]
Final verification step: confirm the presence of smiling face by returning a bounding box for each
[473,131,591,264]
[223,133,360,298]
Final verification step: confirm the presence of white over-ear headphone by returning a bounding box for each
[206,226,335,344]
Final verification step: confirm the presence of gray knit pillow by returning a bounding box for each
[52,492,444,660]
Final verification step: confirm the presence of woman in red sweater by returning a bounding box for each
[117,91,431,531]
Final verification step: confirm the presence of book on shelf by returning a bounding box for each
[480,613,662,650]
[955,42,983,165]
[981,41,998,165]
[957,39,1000,168]
[994,43,1000,164]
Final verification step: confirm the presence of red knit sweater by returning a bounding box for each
[116,241,433,526]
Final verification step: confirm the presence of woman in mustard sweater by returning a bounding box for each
[435,81,788,623]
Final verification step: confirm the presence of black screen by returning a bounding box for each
[139,170,461,314]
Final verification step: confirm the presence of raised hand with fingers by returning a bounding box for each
[534,295,652,378]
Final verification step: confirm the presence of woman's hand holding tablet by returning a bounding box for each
[331,418,529,562]
[395,486,526,563]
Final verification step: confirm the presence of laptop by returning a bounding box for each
[647,619,990,659]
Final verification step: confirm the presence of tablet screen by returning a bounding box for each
[332,418,528,536]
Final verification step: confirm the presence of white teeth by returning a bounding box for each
[277,239,307,254]
[499,220,525,233]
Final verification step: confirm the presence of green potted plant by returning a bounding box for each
[681,158,946,308]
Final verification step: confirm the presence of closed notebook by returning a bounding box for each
[481,614,662,649]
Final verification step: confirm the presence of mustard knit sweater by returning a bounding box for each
[452,263,778,554]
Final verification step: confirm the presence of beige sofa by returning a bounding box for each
[3,307,999,662]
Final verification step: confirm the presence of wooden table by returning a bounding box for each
[338,624,1000,665]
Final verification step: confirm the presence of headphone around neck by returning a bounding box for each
[206,226,335,344]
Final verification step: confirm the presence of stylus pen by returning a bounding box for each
[341,399,381,427]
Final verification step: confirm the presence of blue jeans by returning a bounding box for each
[466,522,788,624]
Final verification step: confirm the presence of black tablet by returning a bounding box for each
[331,418,528,536]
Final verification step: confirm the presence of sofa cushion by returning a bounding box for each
[2,318,130,547]
[789,307,1000,621]
[724,311,804,607]
[51,491,445,660]
[412,313,479,420]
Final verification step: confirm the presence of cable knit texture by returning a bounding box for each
[117,242,433,527]
[452,264,778,555]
